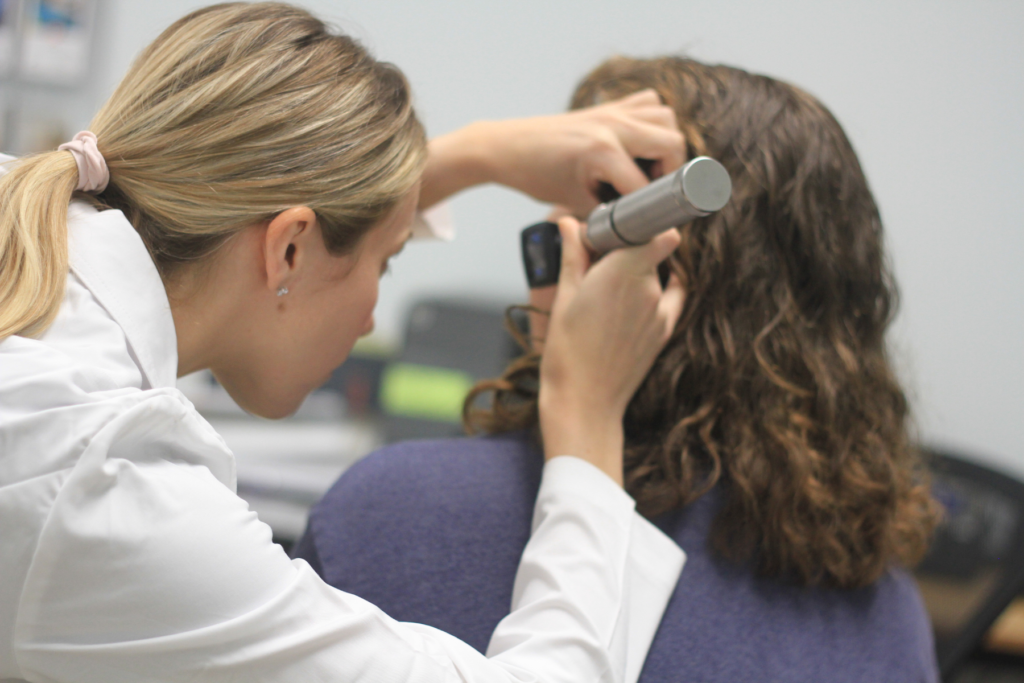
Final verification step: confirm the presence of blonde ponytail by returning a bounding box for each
[0,2,426,342]
[0,153,79,339]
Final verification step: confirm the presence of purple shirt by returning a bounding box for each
[294,433,939,682]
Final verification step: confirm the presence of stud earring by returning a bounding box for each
[277,287,289,297]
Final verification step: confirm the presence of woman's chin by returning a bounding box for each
[246,399,304,420]
[218,377,307,420]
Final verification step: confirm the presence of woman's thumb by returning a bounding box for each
[635,228,681,271]
[557,216,591,292]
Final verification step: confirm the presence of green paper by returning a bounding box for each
[380,363,474,422]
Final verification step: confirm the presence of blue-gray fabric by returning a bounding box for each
[293,434,939,682]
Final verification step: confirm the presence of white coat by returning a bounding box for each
[0,155,685,683]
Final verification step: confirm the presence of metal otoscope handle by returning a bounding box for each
[521,156,732,288]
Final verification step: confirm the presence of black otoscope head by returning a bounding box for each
[521,221,562,288]
[521,157,731,289]
[520,159,657,289]
[519,220,673,289]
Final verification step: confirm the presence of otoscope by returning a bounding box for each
[521,156,732,288]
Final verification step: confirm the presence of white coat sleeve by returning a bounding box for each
[410,202,455,241]
[12,394,683,683]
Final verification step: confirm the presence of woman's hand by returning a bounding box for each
[420,90,684,216]
[538,217,684,485]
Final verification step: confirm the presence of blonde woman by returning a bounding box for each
[0,4,689,682]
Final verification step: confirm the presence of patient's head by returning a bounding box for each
[467,56,938,589]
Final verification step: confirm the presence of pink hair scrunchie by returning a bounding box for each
[57,131,109,193]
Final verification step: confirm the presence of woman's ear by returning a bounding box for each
[264,206,319,295]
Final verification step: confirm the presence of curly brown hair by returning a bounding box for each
[466,56,939,589]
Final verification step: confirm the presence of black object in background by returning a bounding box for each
[381,298,525,444]
[320,353,389,417]
[914,448,1024,680]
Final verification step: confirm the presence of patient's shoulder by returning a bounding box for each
[313,432,544,525]
[302,433,543,652]
[335,432,544,501]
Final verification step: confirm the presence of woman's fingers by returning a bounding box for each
[603,119,686,177]
[583,122,685,198]
[545,205,573,222]
[613,90,678,131]
[586,135,653,198]
[613,88,662,109]
[624,122,686,174]
[638,228,683,268]
[598,89,685,177]
[623,104,678,129]
[420,86,685,214]
[602,228,681,276]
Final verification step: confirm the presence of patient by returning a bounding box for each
[293,56,941,681]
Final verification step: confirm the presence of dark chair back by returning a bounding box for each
[915,448,1024,679]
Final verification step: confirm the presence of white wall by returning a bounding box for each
[84,1,1023,477]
